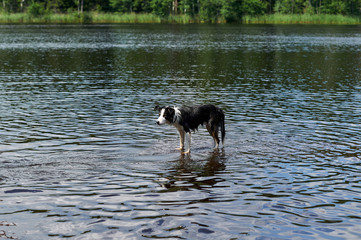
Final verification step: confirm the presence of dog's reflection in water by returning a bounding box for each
[160,150,227,191]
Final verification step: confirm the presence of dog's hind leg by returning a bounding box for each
[206,124,216,148]
[207,123,220,149]
[212,129,220,149]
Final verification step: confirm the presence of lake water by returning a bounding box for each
[0,24,361,239]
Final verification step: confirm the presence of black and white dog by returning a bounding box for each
[154,104,225,154]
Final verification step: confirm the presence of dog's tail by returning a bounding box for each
[220,111,225,146]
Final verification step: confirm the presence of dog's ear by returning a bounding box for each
[165,107,175,115]
[154,105,161,112]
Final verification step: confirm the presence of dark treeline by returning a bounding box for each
[2,0,361,22]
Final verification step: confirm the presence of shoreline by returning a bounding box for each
[0,12,360,25]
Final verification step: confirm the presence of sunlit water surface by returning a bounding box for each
[0,24,361,239]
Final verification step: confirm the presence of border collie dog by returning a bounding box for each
[154,104,225,154]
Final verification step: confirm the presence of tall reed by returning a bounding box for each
[92,13,161,23]
[0,12,360,24]
[243,14,361,24]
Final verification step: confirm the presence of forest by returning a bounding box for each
[1,0,361,23]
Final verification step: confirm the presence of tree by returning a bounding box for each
[347,0,361,15]
[151,0,172,17]
[78,0,84,13]
[110,0,133,12]
[242,0,267,15]
[220,0,243,22]
[133,0,151,13]
[28,1,45,16]
[0,0,360,19]
[179,0,200,16]
[321,0,348,14]
[199,0,222,22]
[274,0,305,14]
[265,0,276,13]
[2,0,22,12]
[173,0,178,13]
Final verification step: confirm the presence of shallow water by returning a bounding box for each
[0,24,361,239]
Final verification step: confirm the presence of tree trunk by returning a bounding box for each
[173,0,178,14]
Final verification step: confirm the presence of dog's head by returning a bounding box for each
[154,106,175,125]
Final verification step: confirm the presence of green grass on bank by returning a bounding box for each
[0,12,360,24]
[243,13,361,24]
[0,12,156,24]
[0,12,197,24]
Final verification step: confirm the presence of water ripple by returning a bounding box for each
[1,24,361,239]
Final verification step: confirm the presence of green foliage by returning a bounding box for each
[199,0,222,22]
[321,0,348,15]
[79,12,92,23]
[220,0,243,22]
[151,0,172,17]
[274,0,306,14]
[221,0,266,22]
[274,0,361,15]
[27,2,46,17]
[110,0,133,13]
[242,0,267,16]
[0,0,360,23]
[133,0,151,13]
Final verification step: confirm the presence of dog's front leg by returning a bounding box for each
[176,129,185,150]
[183,132,191,154]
